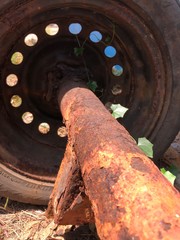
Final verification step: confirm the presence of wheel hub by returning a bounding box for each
[2,20,130,148]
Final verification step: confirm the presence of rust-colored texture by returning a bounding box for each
[47,86,180,240]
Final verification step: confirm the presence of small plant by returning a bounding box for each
[87,80,98,92]
[110,103,154,158]
[74,35,87,57]
[161,168,176,185]
[110,103,128,119]
[160,166,179,185]
[104,23,116,45]
[74,47,84,57]
[74,23,116,57]
[73,23,116,93]
[137,137,153,158]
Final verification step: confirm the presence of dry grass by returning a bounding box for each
[0,198,98,240]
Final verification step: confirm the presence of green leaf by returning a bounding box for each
[160,168,176,185]
[137,137,153,158]
[87,81,98,92]
[160,167,166,174]
[110,104,128,119]
[105,36,111,44]
[74,47,84,56]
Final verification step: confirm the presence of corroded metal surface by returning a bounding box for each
[46,141,94,225]
[47,82,180,240]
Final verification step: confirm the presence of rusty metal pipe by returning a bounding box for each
[47,79,180,239]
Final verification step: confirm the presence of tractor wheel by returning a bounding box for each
[0,0,179,204]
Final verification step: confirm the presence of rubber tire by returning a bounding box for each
[0,163,53,205]
[0,0,179,204]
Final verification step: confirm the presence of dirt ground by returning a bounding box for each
[0,198,98,240]
[0,133,179,240]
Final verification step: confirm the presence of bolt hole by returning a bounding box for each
[45,23,59,36]
[57,126,67,138]
[104,46,116,58]
[24,33,38,46]
[89,31,102,43]
[11,52,23,65]
[10,95,22,107]
[38,123,50,134]
[112,85,122,95]
[69,23,82,35]
[112,65,123,76]
[6,74,18,87]
[22,112,34,124]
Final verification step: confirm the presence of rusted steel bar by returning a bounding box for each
[47,141,94,225]
[47,81,180,239]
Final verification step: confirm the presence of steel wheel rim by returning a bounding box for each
[0,1,170,182]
